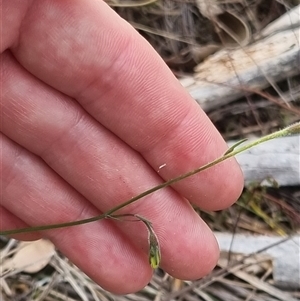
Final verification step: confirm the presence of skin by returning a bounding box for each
[0,0,244,294]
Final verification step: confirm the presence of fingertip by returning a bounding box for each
[215,157,244,210]
[158,209,220,280]
[97,240,154,295]
[98,260,153,295]
[199,156,244,211]
[168,234,219,280]
[142,103,244,212]
[48,221,154,295]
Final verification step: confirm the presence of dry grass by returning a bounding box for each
[1,1,300,300]
[1,236,299,300]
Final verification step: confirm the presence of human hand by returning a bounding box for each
[1,0,243,294]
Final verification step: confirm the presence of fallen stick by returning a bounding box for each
[180,6,300,111]
[215,232,300,290]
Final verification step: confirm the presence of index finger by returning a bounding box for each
[7,0,243,209]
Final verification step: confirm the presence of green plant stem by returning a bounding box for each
[1,122,299,236]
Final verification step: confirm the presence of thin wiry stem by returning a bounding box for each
[1,122,299,236]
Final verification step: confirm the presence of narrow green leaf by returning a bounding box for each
[224,138,248,155]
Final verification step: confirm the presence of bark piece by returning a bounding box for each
[230,135,300,186]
